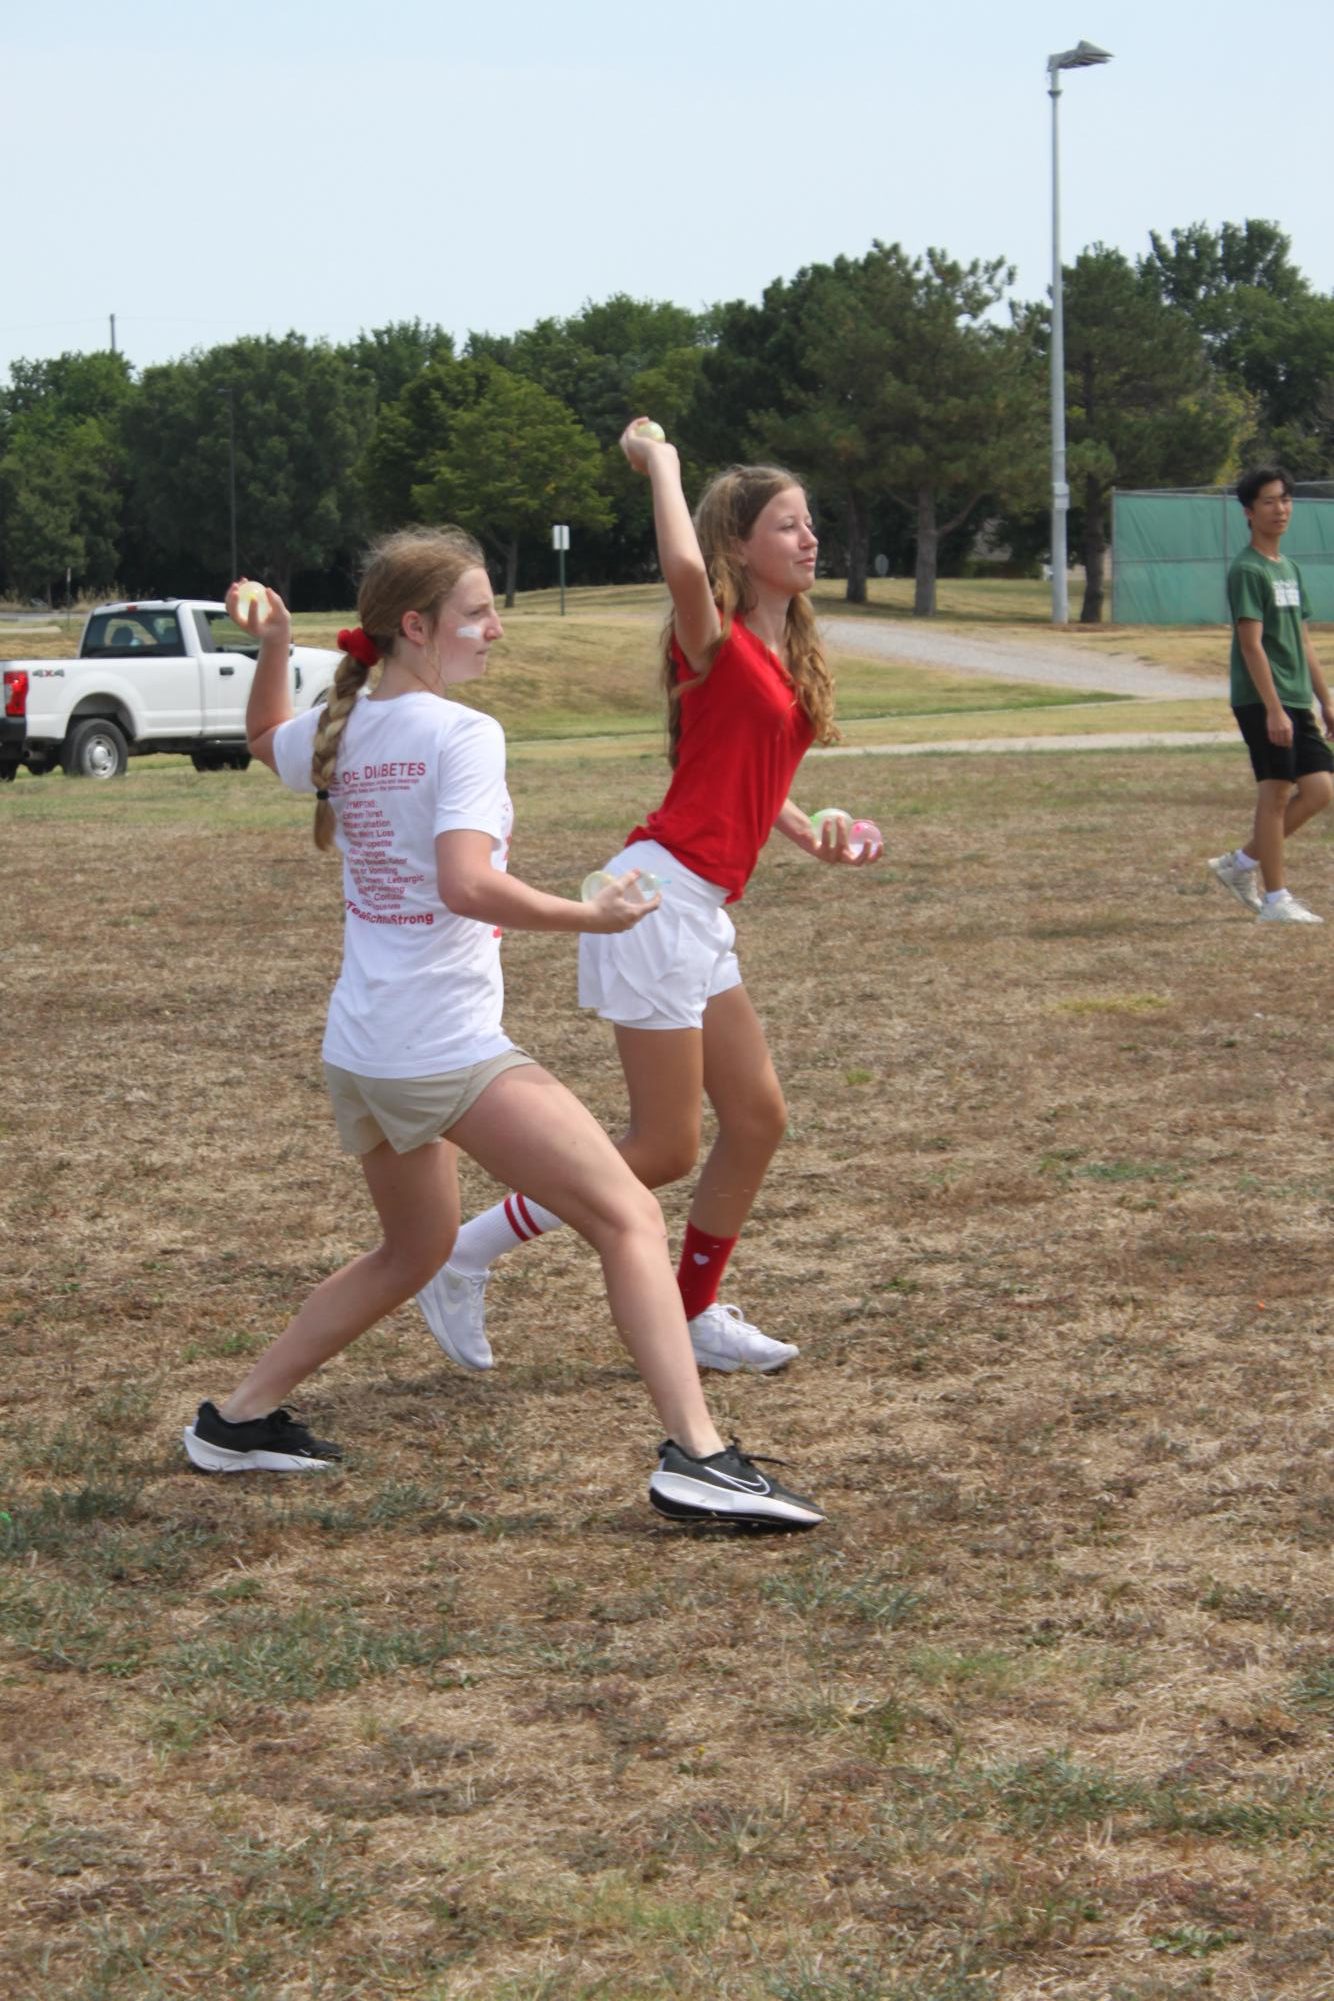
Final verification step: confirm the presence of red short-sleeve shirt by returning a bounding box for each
[626,618,814,902]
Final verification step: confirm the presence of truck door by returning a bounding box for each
[194,609,255,737]
[195,608,304,735]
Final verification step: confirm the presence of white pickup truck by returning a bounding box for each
[0,598,342,780]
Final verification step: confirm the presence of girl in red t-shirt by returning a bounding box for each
[417,424,880,1373]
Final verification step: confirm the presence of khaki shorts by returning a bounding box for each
[324,1049,534,1155]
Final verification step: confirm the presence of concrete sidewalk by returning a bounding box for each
[813,729,1235,759]
[818,613,1217,703]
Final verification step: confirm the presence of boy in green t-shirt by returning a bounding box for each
[1208,466,1334,925]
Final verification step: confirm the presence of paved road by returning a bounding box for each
[818,613,1217,703]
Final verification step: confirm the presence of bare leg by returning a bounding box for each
[448,1066,724,1458]
[612,1023,705,1188]
[693,985,787,1237]
[612,987,786,1237]
[220,1139,460,1421]
[1285,769,1333,840]
[1251,779,1294,892]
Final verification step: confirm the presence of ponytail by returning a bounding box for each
[309,652,373,850]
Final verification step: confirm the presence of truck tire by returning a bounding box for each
[62,718,129,780]
[0,761,16,782]
[191,747,252,773]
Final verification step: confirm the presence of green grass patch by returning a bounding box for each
[157,1604,455,1703]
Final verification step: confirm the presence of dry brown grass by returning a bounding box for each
[2,744,1332,2001]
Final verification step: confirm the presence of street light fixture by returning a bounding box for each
[1047,37,1112,625]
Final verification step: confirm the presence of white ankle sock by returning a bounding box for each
[1235,849,1258,871]
[1264,888,1290,904]
[451,1193,566,1275]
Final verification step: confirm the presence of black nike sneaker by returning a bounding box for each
[649,1439,824,1529]
[184,1401,342,1473]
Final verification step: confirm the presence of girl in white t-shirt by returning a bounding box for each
[182,528,821,1530]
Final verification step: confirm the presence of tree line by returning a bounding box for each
[3,220,1331,623]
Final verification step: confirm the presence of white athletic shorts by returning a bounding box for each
[577,839,743,1032]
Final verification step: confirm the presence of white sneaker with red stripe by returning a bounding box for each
[416,1263,493,1370]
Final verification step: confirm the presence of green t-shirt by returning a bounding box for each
[1228,544,1311,708]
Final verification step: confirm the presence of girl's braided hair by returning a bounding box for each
[310,526,486,850]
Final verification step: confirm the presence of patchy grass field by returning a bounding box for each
[3,740,1333,2001]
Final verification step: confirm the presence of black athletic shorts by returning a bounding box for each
[1233,703,1334,783]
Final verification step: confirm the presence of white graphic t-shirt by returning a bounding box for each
[273,691,514,1078]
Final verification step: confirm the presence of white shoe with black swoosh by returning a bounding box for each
[649,1439,825,1529]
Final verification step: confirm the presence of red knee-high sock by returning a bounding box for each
[677,1223,739,1321]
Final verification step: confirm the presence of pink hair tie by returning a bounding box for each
[337,626,380,668]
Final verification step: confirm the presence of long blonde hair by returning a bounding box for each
[662,464,839,766]
[310,527,486,850]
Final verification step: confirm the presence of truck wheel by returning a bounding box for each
[191,748,223,772]
[227,750,252,772]
[63,719,129,780]
[0,762,17,783]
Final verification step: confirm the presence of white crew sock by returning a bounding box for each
[1235,849,1259,871]
[1264,888,1290,904]
[450,1193,566,1275]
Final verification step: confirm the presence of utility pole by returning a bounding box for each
[222,384,239,581]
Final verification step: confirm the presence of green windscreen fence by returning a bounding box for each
[1112,489,1334,624]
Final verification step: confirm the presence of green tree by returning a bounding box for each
[475,295,708,447]
[1143,220,1334,475]
[124,335,374,600]
[709,244,1040,613]
[0,351,133,599]
[344,320,455,409]
[1053,247,1247,620]
[468,296,713,582]
[2,349,134,428]
[359,354,488,528]
[826,246,1038,615]
[410,363,612,605]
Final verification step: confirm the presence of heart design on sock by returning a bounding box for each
[692,1253,711,1265]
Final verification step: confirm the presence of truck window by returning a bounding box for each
[199,609,259,659]
[83,611,185,658]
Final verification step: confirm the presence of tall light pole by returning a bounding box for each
[1047,38,1112,625]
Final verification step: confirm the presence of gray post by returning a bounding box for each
[1048,63,1069,626]
[224,386,238,582]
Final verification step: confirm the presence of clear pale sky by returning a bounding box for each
[4,0,1332,379]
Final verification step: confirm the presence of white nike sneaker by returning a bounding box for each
[1256,893,1323,925]
[416,1264,493,1370]
[687,1301,798,1374]
[1207,852,1262,912]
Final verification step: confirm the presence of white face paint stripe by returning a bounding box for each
[456,623,485,639]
